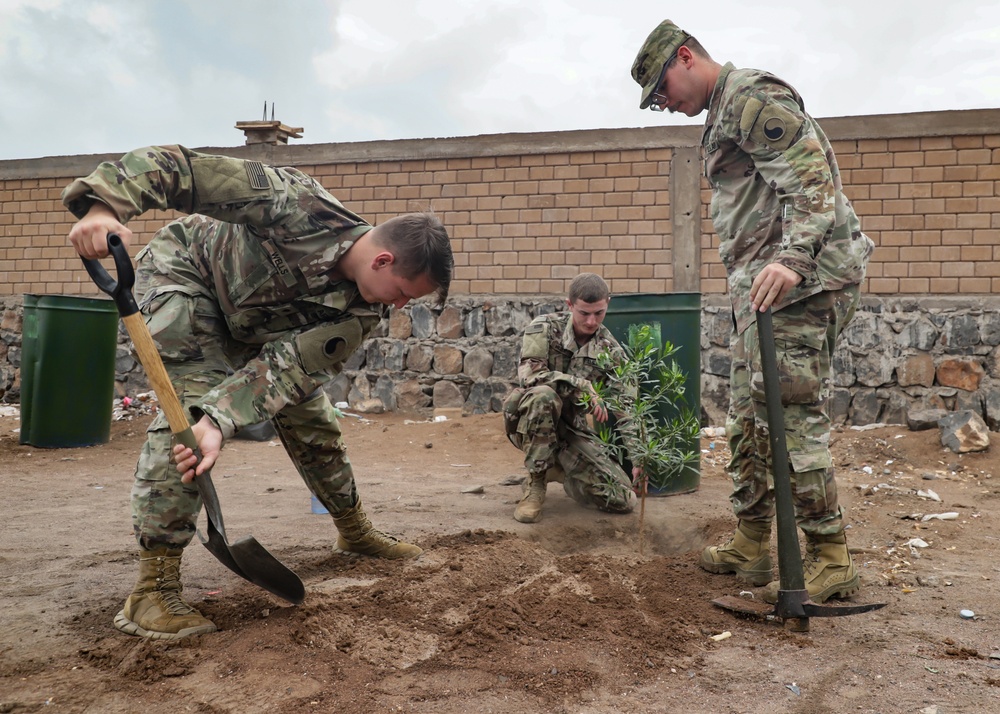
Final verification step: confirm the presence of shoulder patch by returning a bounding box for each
[191,156,273,204]
[741,97,802,153]
[245,160,270,190]
[521,320,549,360]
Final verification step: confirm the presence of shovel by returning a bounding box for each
[713,307,884,631]
[82,233,305,605]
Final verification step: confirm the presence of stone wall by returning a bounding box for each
[4,294,1000,429]
[701,296,1000,429]
[353,295,1000,429]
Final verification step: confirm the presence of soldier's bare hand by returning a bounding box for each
[750,263,802,312]
[68,203,132,260]
[586,385,608,423]
[172,415,224,484]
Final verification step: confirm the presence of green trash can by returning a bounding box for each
[604,292,701,495]
[19,294,120,448]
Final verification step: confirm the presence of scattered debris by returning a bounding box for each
[921,512,958,522]
[709,631,731,642]
[850,423,903,431]
[461,485,484,494]
[959,609,976,620]
[112,391,159,421]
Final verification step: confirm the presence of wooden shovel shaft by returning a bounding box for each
[121,312,195,443]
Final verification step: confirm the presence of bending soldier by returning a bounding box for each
[65,145,453,639]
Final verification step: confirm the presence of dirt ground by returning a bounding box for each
[1,403,999,714]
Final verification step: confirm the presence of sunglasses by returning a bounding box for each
[647,53,677,112]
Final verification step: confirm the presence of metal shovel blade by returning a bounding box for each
[82,235,305,605]
[713,308,885,628]
[174,427,306,605]
[713,593,885,620]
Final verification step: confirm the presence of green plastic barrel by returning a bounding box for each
[604,292,701,496]
[19,294,119,448]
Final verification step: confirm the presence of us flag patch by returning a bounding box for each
[245,160,269,189]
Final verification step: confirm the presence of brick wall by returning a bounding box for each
[2,108,998,299]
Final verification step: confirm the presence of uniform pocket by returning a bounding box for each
[749,319,826,406]
[141,287,205,363]
[789,446,833,474]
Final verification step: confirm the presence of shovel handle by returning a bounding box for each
[755,308,806,594]
[80,235,192,440]
[80,234,140,318]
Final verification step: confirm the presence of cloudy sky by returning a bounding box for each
[1,0,999,161]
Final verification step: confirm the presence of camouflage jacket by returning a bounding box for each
[702,63,874,334]
[62,145,383,437]
[517,312,639,460]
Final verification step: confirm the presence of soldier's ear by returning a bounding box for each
[371,251,395,271]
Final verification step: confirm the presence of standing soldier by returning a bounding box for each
[630,21,874,603]
[503,273,640,523]
[65,145,453,639]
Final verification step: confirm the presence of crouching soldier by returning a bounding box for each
[502,273,640,523]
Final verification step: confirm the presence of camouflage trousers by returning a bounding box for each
[131,283,358,550]
[726,285,860,536]
[502,386,634,513]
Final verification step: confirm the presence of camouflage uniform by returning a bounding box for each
[703,65,874,534]
[62,146,383,549]
[502,312,637,512]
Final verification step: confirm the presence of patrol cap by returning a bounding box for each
[631,19,692,109]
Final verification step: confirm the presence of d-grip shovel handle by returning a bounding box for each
[80,235,195,447]
[80,233,140,318]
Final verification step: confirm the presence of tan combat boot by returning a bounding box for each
[333,498,422,559]
[762,530,860,604]
[114,548,217,640]
[513,474,547,523]
[699,520,773,586]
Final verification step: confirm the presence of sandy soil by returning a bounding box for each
[1,404,999,714]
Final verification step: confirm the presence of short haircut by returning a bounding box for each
[569,273,610,303]
[680,36,711,60]
[374,212,454,304]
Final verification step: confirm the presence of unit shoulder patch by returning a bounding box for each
[740,97,802,153]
